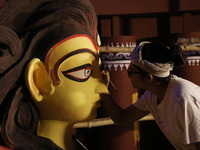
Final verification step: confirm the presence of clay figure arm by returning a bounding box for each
[100,93,150,126]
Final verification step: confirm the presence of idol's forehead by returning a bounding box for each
[45,34,99,68]
[45,34,99,84]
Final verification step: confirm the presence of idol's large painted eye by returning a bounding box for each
[62,64,92,82]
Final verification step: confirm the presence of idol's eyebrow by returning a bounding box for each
[59,49,96,65]
[54,49,96,85]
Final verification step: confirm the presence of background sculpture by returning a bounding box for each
[0,0,107,149]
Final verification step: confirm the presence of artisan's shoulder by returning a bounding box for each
[171,75,200,100]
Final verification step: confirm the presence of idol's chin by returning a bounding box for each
[85,109,98,122]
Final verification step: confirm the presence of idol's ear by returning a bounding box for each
[25,58,54,102]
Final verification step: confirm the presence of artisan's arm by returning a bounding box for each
[101,93,149,126]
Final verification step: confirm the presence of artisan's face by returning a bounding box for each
[41,35,108,122]
[128,63,145,89]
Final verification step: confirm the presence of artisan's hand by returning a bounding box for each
[101,70,110,87]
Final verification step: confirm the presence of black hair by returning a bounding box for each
[140,42,185,82]
[141,42,185,67]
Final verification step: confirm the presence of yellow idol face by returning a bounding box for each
[40,34,108,122]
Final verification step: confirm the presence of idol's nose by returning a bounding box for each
[94,72,109,94]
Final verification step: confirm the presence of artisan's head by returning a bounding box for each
[128,41,185,89]
[130,41,175,78]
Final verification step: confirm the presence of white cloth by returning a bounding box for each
[134,75,200,150]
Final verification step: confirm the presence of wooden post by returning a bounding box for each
[112,16,120,36]
[183,12,193,33]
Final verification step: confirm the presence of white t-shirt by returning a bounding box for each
[134,75,200,150]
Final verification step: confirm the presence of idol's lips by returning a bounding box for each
[93,100,101,107]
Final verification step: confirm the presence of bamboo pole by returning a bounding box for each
[73,114,154,128]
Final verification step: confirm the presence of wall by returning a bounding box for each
[90,0,200,40]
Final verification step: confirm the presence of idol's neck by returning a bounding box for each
[37,120,76,150]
